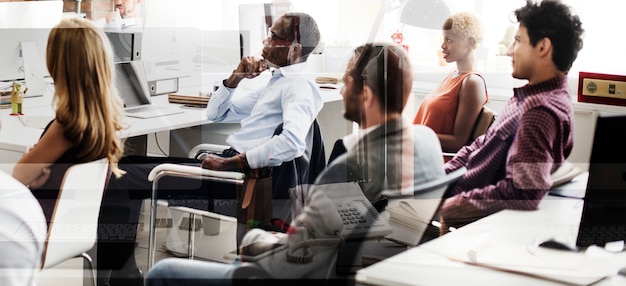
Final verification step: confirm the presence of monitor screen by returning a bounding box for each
[115,61,151,108]
[585,113,626,200]
[0,28,51,82]
[238,3,274,57]
[0,1,62,83]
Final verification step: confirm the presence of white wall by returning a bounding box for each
[142,0,626,77]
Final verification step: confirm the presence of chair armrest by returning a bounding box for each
[442,152,457,158]
[147,163,245,182]
[188,143,230,159]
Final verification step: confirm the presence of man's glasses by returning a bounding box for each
[266,16,300,44]
[267,28,293,43]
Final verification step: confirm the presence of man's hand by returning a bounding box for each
[201,154,238,171]
[106,8,122,24]
[224,56,267,88]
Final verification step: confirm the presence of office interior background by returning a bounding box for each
[2,0,625,171]
[1,0,626,285]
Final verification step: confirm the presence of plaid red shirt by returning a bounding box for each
[442,75,574,225]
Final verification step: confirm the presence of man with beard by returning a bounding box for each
[98,12,323,285]
[144,42,445,284]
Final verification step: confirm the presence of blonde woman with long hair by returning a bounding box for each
[12,17,125,222]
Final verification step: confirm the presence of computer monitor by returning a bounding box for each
[106,31,143,63]
[239,3,274,57]
[0,28,51,97]
[0,1,62,97]
[575,112,626,247]
[196,30,242,74]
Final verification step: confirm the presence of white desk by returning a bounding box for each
[0,78,346,173]
[0,93,211,173]
[356,176,626,286]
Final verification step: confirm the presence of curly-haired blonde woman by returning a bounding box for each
[413,12,488,153]
[13,17,125,222]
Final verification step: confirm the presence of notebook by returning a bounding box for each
[381,168,466,246]
[576,113,626,248]
[115,61,183,119]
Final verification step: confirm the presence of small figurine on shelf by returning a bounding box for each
[10,82,25,116]
[391,30,409,52]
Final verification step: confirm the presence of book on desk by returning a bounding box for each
[449,241,616,286]
[168,93,210,108]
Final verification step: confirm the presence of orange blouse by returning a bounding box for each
[413,70,487,135]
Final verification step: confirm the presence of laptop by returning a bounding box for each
[115,61,183,119]
[575,113,626,247]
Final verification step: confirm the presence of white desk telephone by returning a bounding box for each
[318,182,393,240]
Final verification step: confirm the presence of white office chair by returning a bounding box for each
[147,148,245,269]
[146,121,327,269]
[40,158,110,286]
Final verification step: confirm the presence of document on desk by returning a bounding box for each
[385,200,432,246]
[18,114,55,129]
[449,241,616,286]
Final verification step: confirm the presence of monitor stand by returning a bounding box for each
[20,41,46,98]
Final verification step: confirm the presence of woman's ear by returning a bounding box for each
[468,37,477,49]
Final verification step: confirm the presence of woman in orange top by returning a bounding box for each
[413,12,488,153]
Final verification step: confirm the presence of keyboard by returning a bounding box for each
[124,104,183,118]
[13,222,139,242]
[576,225,626,247]
[98,223,140,242]
[125,105,162,114]
[336,198,392,239]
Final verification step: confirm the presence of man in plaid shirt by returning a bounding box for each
[440,0,584,232]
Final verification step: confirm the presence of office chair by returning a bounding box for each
[467,106,497,145]
[40,158,110,286]
[146,120,326,269]
[443,106,497,161]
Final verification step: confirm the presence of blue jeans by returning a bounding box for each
[145,258,239,286]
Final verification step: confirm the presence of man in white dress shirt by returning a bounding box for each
[94,0,143,29]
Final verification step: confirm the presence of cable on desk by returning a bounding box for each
[154,133,169,157]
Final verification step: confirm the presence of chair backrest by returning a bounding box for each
[271,120,326,221]
[271,119,326,198]
[41,158,110,269]
[412,167,467,198]
[467,106,497,145]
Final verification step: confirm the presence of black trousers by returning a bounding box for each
[96,155,237,270]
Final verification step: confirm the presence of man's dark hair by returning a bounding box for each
[285,12,320,61]
[350,43,408,114]
[513,0,584,73]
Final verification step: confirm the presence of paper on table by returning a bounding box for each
[385,200,441,246]
[550,161,584,189]
[449,241,615,286]
[18,114,54,129]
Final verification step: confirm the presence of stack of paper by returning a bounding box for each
[384,200,437,246]
[550,161,583,189]
[386,201,430,232]
[449,241,616,286]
